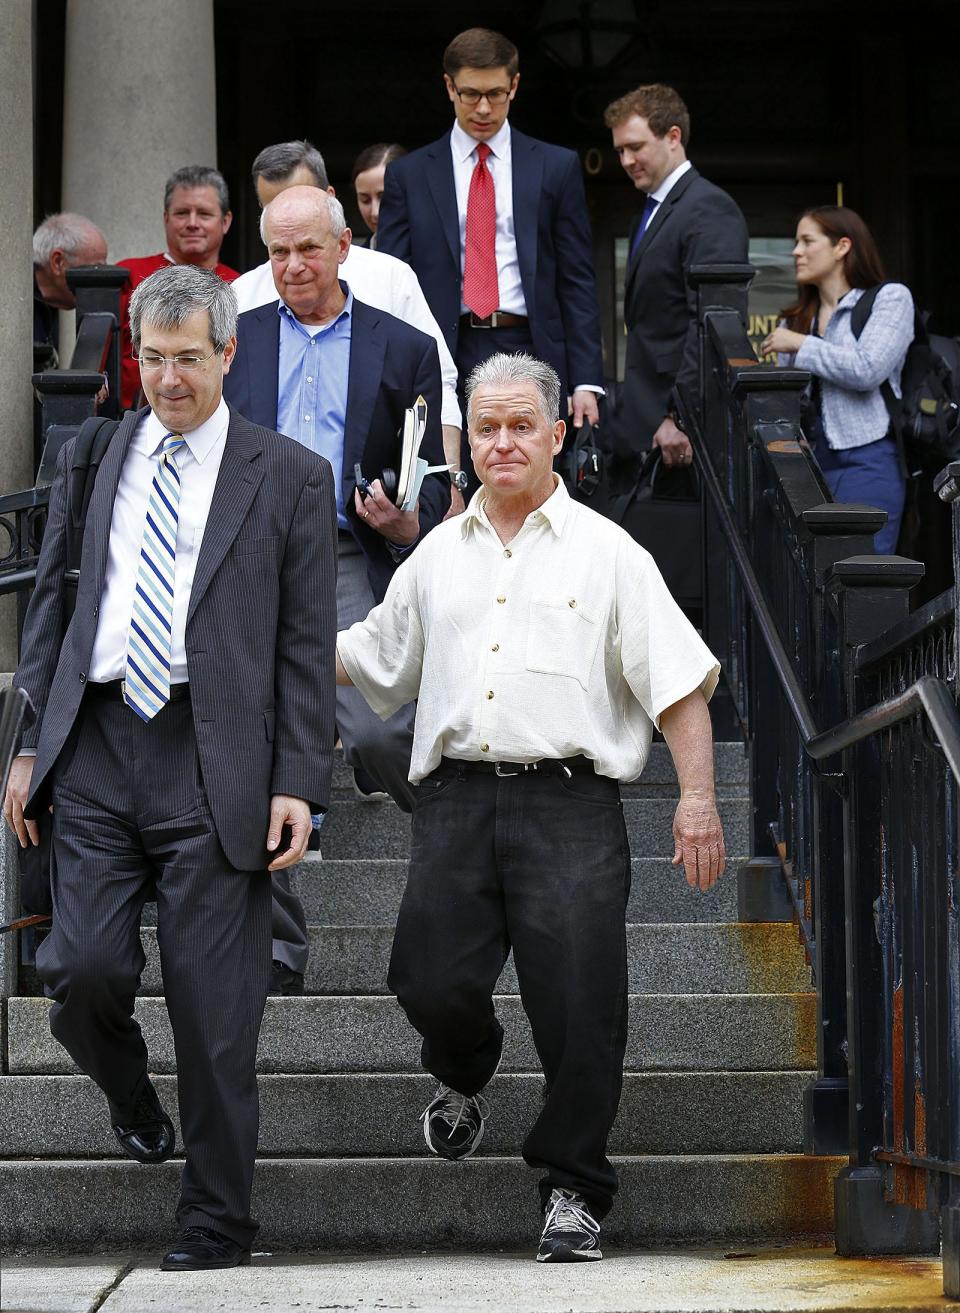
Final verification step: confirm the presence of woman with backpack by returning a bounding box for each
[761,205,914,554]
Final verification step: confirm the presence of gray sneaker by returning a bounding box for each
[536,1188,602,1262]
[421,1084,489,1160]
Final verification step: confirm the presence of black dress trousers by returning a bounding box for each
[37,689,272,1246]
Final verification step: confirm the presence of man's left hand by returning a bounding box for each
[354,481,420,546]
[671,792,725,892]
[570,389,600,429]
[266,795,312,871]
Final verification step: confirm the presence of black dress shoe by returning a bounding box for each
[111,1077,175,1164]
[160,1225,251,1271]
[269,959,305,996]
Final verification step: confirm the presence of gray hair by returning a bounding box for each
[251,139,329,190]
[128,264,237,354]
[163,165,230,215]
[32,212,107,267]
[465,353,561,425]
[259,190,346,246]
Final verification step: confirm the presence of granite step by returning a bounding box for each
[0,1155,841,1247]
[8,993,816,1076]
[138,856,742,926]
[131,922,811,996]
[0,1071,812,1158]
[319,795,750,860]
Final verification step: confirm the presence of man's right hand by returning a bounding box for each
[652,415,693,467]
[3,756,39,848]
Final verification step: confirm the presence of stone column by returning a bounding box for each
[61,0,218,263]
[0,0,35,670]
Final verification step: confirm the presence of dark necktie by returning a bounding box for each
[629,193,659,262]
[463,143,499,319]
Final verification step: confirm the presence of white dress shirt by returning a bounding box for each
[231,244,462,430]
[338,476,719,783]
[89,400,230,684]
[450,119,526,317]
[642,158,693,223]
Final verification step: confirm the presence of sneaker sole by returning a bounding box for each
[536,1247,603,1263]
[422,1112,486,1161]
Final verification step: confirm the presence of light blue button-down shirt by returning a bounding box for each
[277,282,352,524]
[781,283,914,450]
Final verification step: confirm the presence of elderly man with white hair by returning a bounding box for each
[336,351,726,1264]
[33,211,108,360]
[223,184,448,994]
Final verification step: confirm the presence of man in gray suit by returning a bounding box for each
[2,265,337,1271]
[605,84,748,466]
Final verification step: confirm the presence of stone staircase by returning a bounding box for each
[0,743,843,1249]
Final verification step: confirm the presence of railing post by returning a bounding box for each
[31,369,108,483]
[932,460,960,1295]
[66,264,127,421]
[798,506,889,1156]
[829,555,940,1256]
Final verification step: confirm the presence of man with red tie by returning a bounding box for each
[377,27,604,496]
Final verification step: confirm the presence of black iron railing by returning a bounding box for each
[1,265,125,636]
[685,264,960,1288]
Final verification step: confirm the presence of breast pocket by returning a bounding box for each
[525,597,602,691]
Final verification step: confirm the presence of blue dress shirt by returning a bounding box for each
[277,283,353,525]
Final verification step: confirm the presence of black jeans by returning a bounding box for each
[387,761,631,1219]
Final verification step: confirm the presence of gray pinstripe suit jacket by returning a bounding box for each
[14,405,338,871]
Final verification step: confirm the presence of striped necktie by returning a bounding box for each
[123,432,186,721]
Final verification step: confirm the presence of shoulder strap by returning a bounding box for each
[67,416,119,569]
[850,284,885,340]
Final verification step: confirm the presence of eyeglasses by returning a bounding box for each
[452,83,511,107]
[135,350,219,371]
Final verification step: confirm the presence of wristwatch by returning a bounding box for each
[450,470,469,492]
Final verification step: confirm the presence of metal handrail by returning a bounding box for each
[689,390,960,787]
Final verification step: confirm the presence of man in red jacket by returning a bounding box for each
[117,165,238,408]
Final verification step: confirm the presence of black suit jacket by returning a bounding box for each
[377,127,604,399]
[223,296,446,603]
[621,166,748,449]
[15,406,338,870]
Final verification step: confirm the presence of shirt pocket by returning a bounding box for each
[525,597,602,691]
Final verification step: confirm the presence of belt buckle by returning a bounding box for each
[120,679,128,703]
[494,761,535,778]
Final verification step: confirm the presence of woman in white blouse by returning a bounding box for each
[762,206,914,553]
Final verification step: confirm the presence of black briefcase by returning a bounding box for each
[601,450,703,607]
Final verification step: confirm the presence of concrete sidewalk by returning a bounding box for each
[1,1247,957,1313]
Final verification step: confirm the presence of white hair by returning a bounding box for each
[33,212,107,267]
[259,190,346,245]
[465,352,562,426]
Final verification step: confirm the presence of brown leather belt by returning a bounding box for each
[461,311,529,330]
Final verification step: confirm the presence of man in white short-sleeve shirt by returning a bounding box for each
[336,352,725,1265]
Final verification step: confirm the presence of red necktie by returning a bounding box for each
[463,143,499,320]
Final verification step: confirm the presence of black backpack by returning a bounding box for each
[851,285,960,473]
